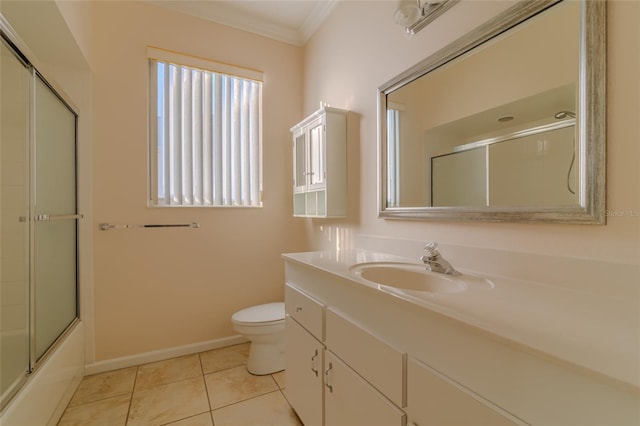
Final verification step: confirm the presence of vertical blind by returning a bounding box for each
[149,51,262,207]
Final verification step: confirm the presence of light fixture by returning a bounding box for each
[395,0,459,35]
[497,115,514,123]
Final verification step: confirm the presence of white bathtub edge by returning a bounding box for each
[1,322,85,426]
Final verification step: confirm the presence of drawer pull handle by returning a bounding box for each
[325,362,333,393]
[296,305,303,312]
[311,349,319,376]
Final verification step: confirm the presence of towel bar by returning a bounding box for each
[98,222,199,231]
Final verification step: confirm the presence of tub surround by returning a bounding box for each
[283,246,639,425]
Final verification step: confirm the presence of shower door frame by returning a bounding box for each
[0,23,81,410]
[29,67,81,371]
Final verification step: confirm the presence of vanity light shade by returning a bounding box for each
[394,1,421,26]
[396,0,459,35]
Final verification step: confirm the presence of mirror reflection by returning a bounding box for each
[379,0,604,222]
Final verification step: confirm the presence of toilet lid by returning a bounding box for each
[232,302,285,324]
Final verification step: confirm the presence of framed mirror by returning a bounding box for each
[378,0,605,223]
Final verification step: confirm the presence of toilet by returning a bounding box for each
[231,302,285,375]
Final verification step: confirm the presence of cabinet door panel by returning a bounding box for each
[293,133,307,191]
[407,357,521,426]
[325,351,406,426]
[308,121,325,187]
[326,308,405,407]
[285,317,324,426]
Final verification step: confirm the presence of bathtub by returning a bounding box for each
[0,322,84,426]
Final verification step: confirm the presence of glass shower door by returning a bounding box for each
[33,75,78,361]
[0,37,31,406]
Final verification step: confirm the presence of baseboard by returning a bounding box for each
[84,335,248,375]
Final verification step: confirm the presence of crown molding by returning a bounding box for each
[146,0,338,47]
[298,0,338,43]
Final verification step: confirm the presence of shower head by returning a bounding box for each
[554,110,576,119]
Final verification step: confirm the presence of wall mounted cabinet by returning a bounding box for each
[290,107,347,217]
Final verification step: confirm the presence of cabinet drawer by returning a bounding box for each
[407,357,521,426]
[325,351,406,426]
[326,308,406,407]
[285,283,324,340]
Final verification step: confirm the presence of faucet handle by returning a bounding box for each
[424,241,439,254]
[421,241,439,262]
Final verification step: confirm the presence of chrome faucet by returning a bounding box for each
[420,242,460,275]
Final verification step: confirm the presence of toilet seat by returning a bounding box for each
[232,302,284,326]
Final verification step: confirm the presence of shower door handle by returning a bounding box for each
[35,213,83,221]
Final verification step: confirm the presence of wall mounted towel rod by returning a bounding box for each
[99,222,199,231]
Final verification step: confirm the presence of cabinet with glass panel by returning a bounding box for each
[291,107,347,217]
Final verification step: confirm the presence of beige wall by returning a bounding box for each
[303,0,639,264]
[90,2,307,361]
[6,0,638,366]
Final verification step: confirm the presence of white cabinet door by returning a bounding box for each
[325,351,406,426]
[293,118,325,192]
[407,358,521,426]
[325,308,405,407]
[308,120,326,189]
[285,317,324,426]
[293,132,307,192]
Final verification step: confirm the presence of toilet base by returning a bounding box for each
[246,338,285,375]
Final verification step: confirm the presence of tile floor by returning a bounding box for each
[57,343,302,426]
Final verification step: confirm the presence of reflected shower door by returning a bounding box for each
[33,75,78,361]
[0,38,31,405]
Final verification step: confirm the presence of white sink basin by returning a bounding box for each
[349,262,493,294]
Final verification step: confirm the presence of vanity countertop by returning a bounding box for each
[282,249,639,389]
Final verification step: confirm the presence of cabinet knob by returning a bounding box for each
[296,305,303,312]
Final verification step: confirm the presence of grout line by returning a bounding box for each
[198,352,214,414]
[210,389,282,412]
[63,391,132,409]
[123,366,138,426]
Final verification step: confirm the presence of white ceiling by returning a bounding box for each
[146,0,339,46]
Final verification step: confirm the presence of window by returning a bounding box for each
[386,107,401,207]
[148,47,262,207]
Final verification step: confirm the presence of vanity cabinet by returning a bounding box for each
[285,283,407,426]
[283,253,640,426]
[290,107,347,217]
